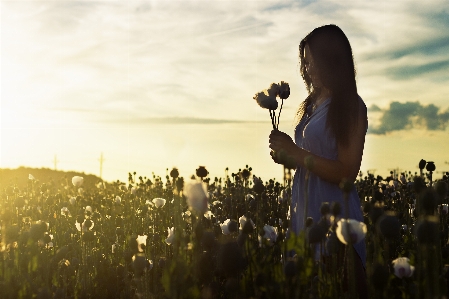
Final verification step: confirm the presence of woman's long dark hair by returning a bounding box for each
[297,24,359,147]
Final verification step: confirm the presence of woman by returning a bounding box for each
[269,24,368,295]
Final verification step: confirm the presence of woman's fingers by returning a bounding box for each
[269,130,292,153]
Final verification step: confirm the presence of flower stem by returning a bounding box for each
[303,170,310,230]
[277,99,284,129]
[269,110,276,130]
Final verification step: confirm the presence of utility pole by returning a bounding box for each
[53,155,59,170]
[98,153,104,179]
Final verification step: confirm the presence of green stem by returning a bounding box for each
[303,170,310,231]
[277,99,284,129]
[269,110,276,130]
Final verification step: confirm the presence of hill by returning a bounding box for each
[0,167,103,190]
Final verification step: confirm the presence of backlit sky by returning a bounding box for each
[1,0,449,183]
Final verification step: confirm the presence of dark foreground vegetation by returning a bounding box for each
[0,161,448,299]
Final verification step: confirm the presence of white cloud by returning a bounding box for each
[2,0,449,178]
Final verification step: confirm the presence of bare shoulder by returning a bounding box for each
[357,95,368,132]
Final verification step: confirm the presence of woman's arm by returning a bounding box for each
[269,106,367,185]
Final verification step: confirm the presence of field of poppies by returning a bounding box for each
[0,160,448,299]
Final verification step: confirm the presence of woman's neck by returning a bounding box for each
[314,88,331,107]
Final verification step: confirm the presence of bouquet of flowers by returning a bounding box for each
[253,81,290,130]
[253,81,295,169]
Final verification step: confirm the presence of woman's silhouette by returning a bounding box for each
[269,24,368,297]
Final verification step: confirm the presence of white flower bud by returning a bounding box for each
[72,176,84,187]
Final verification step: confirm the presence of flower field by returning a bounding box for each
[1,162,448,299]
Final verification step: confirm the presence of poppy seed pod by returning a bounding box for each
[82,231,96,242]
[318,216,330,232]
[331,202,342,217]
[128,235,139,252]
[376,212,401,240]
[278,81,290,99]
[170,168,179,179]
[435,181,448,202]
[415,217,439,244]
[320,202,330,216]
[253,91,278,110]
[426,161,436,172]
[227,220,238,234]
[84,219,93,229]
[369,205,385,226]
[249,199,257,210]
[240,216,255,234]
[237,232,247,247]
[339,179,354,193]
[253,179,265,194]
[413,177,427,194]
[196,166,209,178]
[241,169,251,180]
[308,223,327,243]
[267,83,279,97]
[417,188,438,216]
[305,217,314,228]
[419,159,427,170]
[325,230,340,254]
[362,201,371,215]
[132,253,147,277]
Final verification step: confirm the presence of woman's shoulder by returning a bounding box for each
[355,94,367,113]
[357,94,368,131]
[357,94,366,106]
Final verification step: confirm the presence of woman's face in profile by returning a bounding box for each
[304,44,323,89]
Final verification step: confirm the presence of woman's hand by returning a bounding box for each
[269,130,296,156]
[270,150,280,164]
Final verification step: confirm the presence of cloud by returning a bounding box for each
[387,36,449,60]
[385,59,449,81]
[369,101,449,134]
[101,116,264,125]
[368,104,381,112]
[357,2,449,83]
[3,0,449,127]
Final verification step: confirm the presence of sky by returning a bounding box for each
[1,0,449,184]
